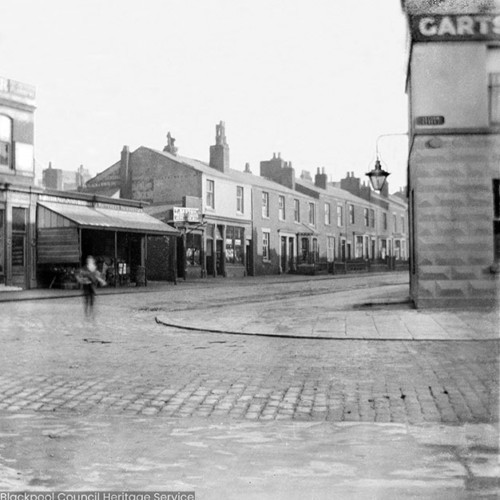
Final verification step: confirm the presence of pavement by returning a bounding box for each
[0,272,498,498]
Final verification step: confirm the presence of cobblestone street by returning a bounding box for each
[0,273,498,497]
[0,274,497,424]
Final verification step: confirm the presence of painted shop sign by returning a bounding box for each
[173,206,200,222]
[415,115,445,126]
[411,14,500,41]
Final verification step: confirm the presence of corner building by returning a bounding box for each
[402,0,500,308]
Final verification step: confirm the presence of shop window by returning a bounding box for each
[364,208,369,227]
[0,115,12,168]
[308,202,315,226]
[262,231,270,261]
[262,192,269,218]
[489,73,500,125]
[337,205,344,227]
[349,204,355,224]
[324,203,331,225]
[206,179,215,209]
[236,186,244,214]
[186,233,202,266]
[278,195,285,220]
[226,226,243,264]
[294,199,300,222]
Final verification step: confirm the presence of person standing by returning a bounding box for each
[77,256,106,318]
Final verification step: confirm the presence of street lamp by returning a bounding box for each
[366,158,390,192]
[365,133,408,192]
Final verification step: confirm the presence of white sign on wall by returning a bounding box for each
[173,207,200,222]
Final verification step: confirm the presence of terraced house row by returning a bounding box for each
[83,122,408,281]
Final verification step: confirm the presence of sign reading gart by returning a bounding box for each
[411,14,500,41]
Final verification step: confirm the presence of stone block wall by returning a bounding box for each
[410,134,500,308]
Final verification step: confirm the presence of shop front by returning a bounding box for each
[36,197,178,289]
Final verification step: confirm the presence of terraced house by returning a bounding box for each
[85,123,408,281]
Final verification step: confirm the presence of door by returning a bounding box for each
[288,237,294,272]
[281,236,287,272]
[11,207,27,288]
[245,240,252,276]
[206,238,214,276]
[216,239,223,276]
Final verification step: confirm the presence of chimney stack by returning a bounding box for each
[209,121,230,172]
[314,167,328,189]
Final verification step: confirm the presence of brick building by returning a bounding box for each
[402,0,500,308]
[0,75,177,290]
[85,123,409,282]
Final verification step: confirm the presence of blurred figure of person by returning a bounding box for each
[77,255,106,318]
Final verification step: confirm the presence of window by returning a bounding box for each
[226,226,244,264]
[383,212,388,230]
[294,199,300,222]
[262,231,270,261]
[494,179,500,262]
[0,115,12,168]
[364,208,369,227]
[349,204,355,224]
[206,179,215,209]
[236,186,244,213]
[370,209,375,228]
[393,214,398,232]
[186,233,202,266]
[308,203,315,226]
[278,195,285,220]
[324,203,331,225]
[262,192,269,218]
[401,215,405,233]
[489,73,500,125]
[12,208,26,232]
[337,205,344,227]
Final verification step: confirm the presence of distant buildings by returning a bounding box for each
[402,0,500,308]
[42,163,91,191]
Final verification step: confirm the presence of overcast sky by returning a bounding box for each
[2,0,410,192]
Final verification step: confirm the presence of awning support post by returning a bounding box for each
[114,231,118,288]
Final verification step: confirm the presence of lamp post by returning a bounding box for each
[365,133,408,192]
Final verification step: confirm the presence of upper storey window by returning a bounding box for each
[0,115,12,168]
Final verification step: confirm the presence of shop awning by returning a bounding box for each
[38,201,179,235]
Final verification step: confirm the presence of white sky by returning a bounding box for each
[2,0,410,192]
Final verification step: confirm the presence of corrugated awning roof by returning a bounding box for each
[38,201,179,235]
